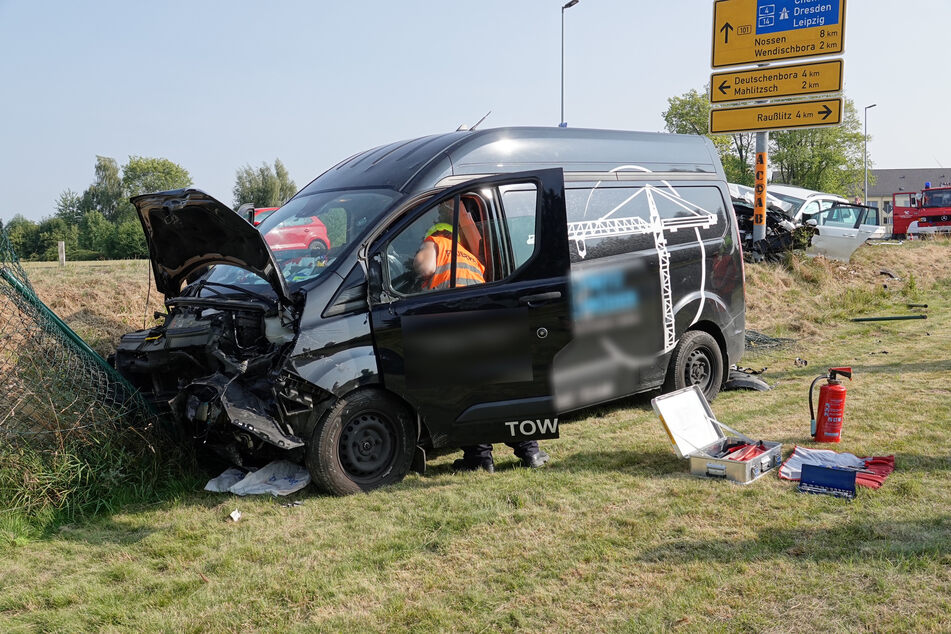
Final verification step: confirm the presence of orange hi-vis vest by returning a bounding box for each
[425,234,485,289]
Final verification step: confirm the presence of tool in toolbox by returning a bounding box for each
[797,463,858,500]
[808,367,852,443]
[652,385,782,484]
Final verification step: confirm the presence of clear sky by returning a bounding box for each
[1,0,947,221]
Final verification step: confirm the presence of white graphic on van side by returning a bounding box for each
[505,418,559,436]
[530,178,718,352]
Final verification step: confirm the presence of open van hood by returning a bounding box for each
[132,188,292,303]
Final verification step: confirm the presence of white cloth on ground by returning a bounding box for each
[204,460,310,496]
[779,446,866,481]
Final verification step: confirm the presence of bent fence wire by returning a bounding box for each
[744,329,795,350]
[0,223,163,517]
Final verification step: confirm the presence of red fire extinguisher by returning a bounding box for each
[809,367,852,442]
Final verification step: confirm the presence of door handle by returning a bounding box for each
[519,291,562,306]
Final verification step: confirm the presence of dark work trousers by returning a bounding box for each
[463,440,539,462]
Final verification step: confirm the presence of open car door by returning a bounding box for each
[366,169,571,448]
[807,203,878,262]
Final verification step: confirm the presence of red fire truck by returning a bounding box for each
[892,184,951,237]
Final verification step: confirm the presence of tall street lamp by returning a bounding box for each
[560,0,580,128]
[864,103,877,204]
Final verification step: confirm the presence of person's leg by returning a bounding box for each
[506,440,549,468]
[453,444,495,472]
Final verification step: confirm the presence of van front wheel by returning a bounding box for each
[306,389,415,496]
[663,330,724,402]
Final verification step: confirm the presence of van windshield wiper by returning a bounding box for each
[192,280,277,306]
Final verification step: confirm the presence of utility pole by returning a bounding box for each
[864,103,877,204]
[560,0,580,127]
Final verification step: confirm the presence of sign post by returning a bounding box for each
[709,0,847,243]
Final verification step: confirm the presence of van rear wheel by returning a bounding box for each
[663,330,724,402]
[306,389,415,496]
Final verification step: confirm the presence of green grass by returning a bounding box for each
[2,243,951,631]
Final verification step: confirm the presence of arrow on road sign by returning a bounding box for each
[718,80,730,95]
[709,97,843,134]
[720,22,733,44]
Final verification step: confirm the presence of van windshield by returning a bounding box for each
[206,188,400,290]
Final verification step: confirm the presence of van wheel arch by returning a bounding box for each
[305,387,420,495]
[687,321,729,372]
[663,325,727,401]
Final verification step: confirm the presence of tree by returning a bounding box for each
[3,215,40,260]
[81,156,128,223]
[79,210,115,256]
[769,98,866,196]
[112,220,148,259]
[35,217,79,260]
[55,189,84,226]
[662,87,754,185]
[233,159,297,208]
[274,159,297,203]
[122,156,192,198]
[663,88,867,194]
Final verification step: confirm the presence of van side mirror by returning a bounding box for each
[236,202,255,224]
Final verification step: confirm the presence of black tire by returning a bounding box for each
[306,389,415,496]
[663,330,724,402]
[308,240,329,256]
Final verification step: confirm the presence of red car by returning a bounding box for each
[254,207,331,254]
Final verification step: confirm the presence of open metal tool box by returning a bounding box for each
[652,385,783,484]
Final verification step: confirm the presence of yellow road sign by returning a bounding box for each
[710,59,842,104]
[712,0,846,68]
[709,98,842,134]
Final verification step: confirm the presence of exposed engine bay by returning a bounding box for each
[114,293,314,466]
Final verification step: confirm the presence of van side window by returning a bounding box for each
[563,185,727,261]
[499,184,537,269]
[383,184,540,296]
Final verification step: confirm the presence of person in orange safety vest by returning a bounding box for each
[413,217,485,290]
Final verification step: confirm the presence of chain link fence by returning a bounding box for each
[0,223,171,522]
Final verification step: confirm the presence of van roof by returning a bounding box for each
[298,127,725,197]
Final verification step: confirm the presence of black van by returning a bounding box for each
[115,127,745,495]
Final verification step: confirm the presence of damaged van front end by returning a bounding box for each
[114,189,310,465]
[114,187,399,470]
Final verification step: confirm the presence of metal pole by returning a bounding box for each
[561,6,565,126]
[752,132,768,242]
[864,103,877,204]
[560,1,579,128]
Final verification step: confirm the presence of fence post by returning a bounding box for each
[58,241,66,267]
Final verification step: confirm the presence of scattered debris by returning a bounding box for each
[868,350,889,355]
[906,303,928,309]
[280,500,304,508]
[850,315,928,322]
[794,357,809,367]
[229,509,242,522]
[198,572,210,583]
[736,366,767,375]
[724,367,771,392]
[879,268,899,279]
